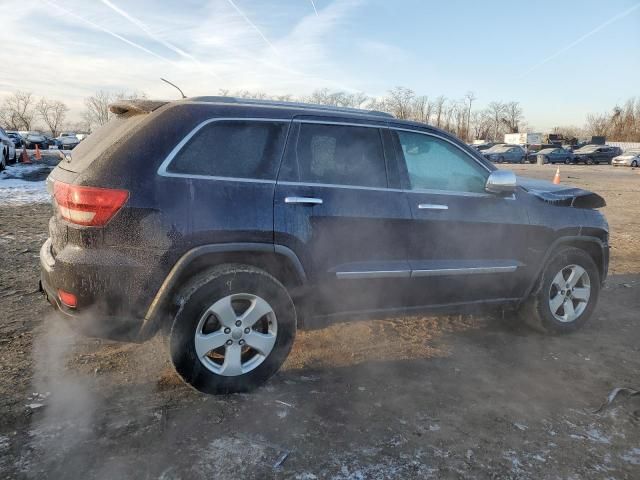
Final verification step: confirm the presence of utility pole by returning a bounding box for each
[465,91,476,142]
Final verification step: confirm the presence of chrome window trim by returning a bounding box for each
[278,180,403,193]
[293,119,386,129]
[157,117,290,180]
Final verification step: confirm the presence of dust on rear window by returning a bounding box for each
[61,113,148,172]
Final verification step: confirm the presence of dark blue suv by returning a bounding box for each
[40,97,609,394]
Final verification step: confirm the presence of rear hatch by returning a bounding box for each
[47,100,167,256]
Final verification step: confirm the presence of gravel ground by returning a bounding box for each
[0,163,639,479]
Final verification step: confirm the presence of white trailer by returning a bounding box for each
[504,133,542,145]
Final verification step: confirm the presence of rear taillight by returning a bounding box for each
[53,181,129,226]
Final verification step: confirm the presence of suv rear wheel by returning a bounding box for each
[169,264,296,394]
[520,247,600,334]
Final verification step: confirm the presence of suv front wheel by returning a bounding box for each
[520,247,600,334]
[169,264,296,394]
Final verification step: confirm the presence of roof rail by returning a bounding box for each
[187,96,394,118]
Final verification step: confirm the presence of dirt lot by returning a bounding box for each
[1,164,639,479]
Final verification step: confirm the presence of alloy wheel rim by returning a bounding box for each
[548,264,590,323]
[194,293,277,376]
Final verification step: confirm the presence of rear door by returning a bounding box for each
[391,128,532,307]
[274,118,412,316]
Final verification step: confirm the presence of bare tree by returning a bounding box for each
[411,95,429,123]
[464,91,476,141]
[37,98,68,137]
[433,96,446,128]
[502,101,523,133]
[83,90,147,131]
[83,91,112,130]
[386,86,415,119]
[486,101,506,141]
[0,91,36,130]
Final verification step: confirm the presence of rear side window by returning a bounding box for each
[167,120,287,180]
[294,123,387,188]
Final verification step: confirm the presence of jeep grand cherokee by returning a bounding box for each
[40,97,609,394]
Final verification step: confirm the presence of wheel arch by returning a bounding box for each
[524,235,608,299]
[138,243,307,339]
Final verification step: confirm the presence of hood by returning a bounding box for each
[517,176,606,209]
[614,155,637,160]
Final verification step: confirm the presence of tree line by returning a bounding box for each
[2,88,639,142]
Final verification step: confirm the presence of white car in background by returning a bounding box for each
[612,148,640,167]
[57,132,81,150]
[0,127,17,169]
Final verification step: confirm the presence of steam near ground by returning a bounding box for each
[1,164,639,478]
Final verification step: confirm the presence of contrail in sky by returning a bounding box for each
[43,0,178,67]
[310,0,319,16]
[99,0,198,64]
[519,2,640,77]
[98,0,220,80]
[226,0,280,55]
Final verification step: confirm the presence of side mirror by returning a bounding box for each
[485,170,517,194]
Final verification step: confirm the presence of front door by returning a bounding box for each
[274,119,413,317]
[391,128,532,308]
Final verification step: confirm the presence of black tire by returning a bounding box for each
[0,150,6,171]
[12,149,17,163]
[632,160,638,167]
[564,158,571,165]
[519,247,600,334]
[498,156,504,163]
[169,264,296,394]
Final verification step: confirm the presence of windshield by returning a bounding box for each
[485,145,508,153]
[576,145,599,153]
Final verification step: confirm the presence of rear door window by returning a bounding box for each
[293,123,387,188]
[167,120,288,180]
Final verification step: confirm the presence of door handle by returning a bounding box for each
[418,203,448,210]
[285,196,323,205]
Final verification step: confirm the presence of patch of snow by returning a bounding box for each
[0,163,52,205]
[620,448,640,465]
[585,428,611,445]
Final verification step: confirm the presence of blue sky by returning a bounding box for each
[1,0,638,130]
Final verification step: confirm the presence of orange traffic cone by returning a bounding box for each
[553,166,561,185]
[35,144,42,161]
[20,147,31,164]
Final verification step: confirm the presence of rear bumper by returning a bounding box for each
[39,238,157,342]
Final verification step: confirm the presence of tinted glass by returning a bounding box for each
[295,123,387,188]
[168,120,287,180]
[397,131,488,193]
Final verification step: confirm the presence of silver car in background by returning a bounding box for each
[612,148,640,167]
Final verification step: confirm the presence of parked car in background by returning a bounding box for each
[612,148,640,167]
[6,131,24,148]
[536,147,575,164]
[57,132,80,150]
[40,97,610,394]
[0,127,17,168]
[470,142,497,152]
[526,143,558,163]
[44,135,62,149]
[573,145,621,165]
[23,132,49,149]
[482,144,525,163]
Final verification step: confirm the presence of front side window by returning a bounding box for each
[397,131,488,194]
[167,120,287,180]
[295,123,387,188]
